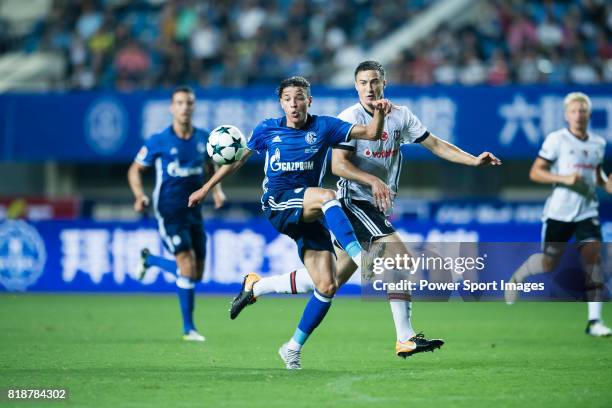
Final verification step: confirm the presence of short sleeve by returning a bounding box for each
[324,116,354,147]
[134,135,159,166]
[538,133,560,162]
[247,122,267,153]
[334,110,356,151]
[400,106,429,145]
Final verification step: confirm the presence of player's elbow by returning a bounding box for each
[529,167,541,182]
[127,163,139,180]
[330,160,346,177]
[365,129,380,141]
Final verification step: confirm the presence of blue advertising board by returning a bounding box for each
[1,217,610,295]
[1,86,611,162]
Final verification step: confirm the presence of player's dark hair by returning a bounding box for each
[354,60,386,79]
[277,76,311,98]
[172,85,195,100]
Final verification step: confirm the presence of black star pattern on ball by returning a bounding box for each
[213,144,225,155]
[216,126,232,134]
[230,135,243,150]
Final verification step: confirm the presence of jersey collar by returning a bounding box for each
[359,102,374,118]
[280,114,315,130]
[566,127,589,142]
[169,124,195,141]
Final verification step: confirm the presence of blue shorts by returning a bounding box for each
[263,188,334,261]
[156,209,206,259]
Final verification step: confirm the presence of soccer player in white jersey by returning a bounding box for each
[505,92,612,337]
[230,61,502,357]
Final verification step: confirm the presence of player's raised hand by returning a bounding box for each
[372,99,393,115]
[188,187,209,207]
[474,152,502,166]
[134,195,150,212]
[370,178,394,213]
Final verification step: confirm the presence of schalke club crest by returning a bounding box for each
[0,220,46,291]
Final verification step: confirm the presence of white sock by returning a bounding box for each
[513,253,546,281]
[389,300,416,342]
[287,338,302,351]
[253,268,315,297]
[588,301,602,321]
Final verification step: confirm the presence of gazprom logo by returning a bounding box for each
[269,148,314,171]
[0,220,46,291]
[85,98,128,155]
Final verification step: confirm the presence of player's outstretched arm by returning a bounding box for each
[530,157,582,186]
[127,162,150,212]
[348,99,391,141]
[331,148,393,212]
[205,161,226,209]
[188,149,253,207]
[421,134,502,167]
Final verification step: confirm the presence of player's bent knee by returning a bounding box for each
[320,189,336,203]
[542,256,559,272]
[317,281,337,297]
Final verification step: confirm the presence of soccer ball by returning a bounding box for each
[206,125,247,165]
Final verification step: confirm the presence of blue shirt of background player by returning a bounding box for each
[135,125,210,218]
[247,114,353,199]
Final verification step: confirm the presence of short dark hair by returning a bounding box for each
[354,61,386,79]
[277,76,311,98]
[172,85,195,100]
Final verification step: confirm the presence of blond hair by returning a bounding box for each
[563,92,591,112]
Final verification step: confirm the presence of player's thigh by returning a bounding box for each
[303,249,337,296]
[301,187,336,222]
[541,218,575,270]
[575,217,603,264]
[374,232,412,259]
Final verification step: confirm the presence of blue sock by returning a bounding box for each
[292,289,333,347]
[146,253,178,273]
[322,199,362,258]
[176,276,196,333]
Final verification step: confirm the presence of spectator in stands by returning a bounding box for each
[114,39,151,90]
[5,0,611,89]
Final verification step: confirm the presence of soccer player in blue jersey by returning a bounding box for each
[127,86,225,342]
[188,76,390,369]
[229,61,501,358]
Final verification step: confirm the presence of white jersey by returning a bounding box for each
[335,103,429,209]
[538,128,606,222]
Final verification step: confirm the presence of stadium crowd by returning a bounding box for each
[1,0,610,89]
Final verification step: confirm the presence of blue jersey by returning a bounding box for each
[247,115,353,201]
[135,125,209,217]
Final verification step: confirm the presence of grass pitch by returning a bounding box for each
[1,294,611,407]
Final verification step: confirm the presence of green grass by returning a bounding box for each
[0,294,611,408]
